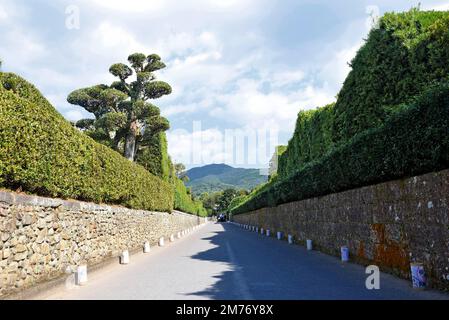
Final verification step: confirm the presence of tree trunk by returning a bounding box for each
[124,121,139,161]
[124,133,136,161]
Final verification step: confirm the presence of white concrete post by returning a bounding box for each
[341,246,349,262]
[307,240,313,251]
[170,234,175,242]
[277,232,283,240]
[75,265,88,286]
[120,250,130,265]
[288,234,293,244]
[266,229,271,237]
[411,263,427,289]
[261,228,264,235]
[159,237,165,247]
[177,232,181,239]
[144,242,151,253]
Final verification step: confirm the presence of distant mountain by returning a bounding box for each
[185,164,268,195]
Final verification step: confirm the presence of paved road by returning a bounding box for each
[36,222,448,300]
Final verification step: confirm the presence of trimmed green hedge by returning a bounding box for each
[174,178,208,217]
[332,10,449,144]
[232,83,449,214]
[0,72,174,212]
[278,103,334,179]
[136,132,171,182]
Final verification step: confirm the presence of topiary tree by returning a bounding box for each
[67,53,172,161]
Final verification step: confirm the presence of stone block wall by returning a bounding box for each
[0,191,205,297]
[233,169,449,291]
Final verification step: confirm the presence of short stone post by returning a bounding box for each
[159,237,165,247]
[307,240,313,251]
[170,234,175,242]
[288,235,293,244]
[411,263,427,289]
[341,246,349,262]
[277,232,283,240]
[266,229,270,237]
[120,250,130,265]
[144,242,151,253]
[75,265,88,286]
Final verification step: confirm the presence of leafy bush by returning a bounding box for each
[136,132,171,182]
[278,103,334,178]
[174,178,208,217]
[332,9,449,143]
[232,83,449,214]
[0,72,174,212]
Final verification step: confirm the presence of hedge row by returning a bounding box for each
[232,83,449,214]
[174,178,208,217]
[278,104,334,179]
[278,10,449,180]
[332,9,449,144]
[0,72,174,212]
[136,132,171,182]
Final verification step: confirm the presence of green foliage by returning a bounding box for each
[228,195,247,212]
[0,72,174,212]
[173,178,207,217]
[185,164,267,196]
[278,103,334,178]
[332,9,449,143]
[136,132,170,182]
[232,83,449,215]
[67,53,172,161]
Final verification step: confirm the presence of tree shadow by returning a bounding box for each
[183,223,445,300]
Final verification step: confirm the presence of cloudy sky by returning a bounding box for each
[0,0,448,169]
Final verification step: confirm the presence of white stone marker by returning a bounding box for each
[177,232,181,239]
[261,228,264,235]
[411,263,427,289]
[144,242,151,253]
[341,246,349,262]
[159,237,165,247]
[256,227,259,233]
[120,250,130,265]
[307,240,313,251]
[277,232,283,240]
[288,235,294,245]
[75,265,88,286]
[170,234,175,242]
[266,229,271,237]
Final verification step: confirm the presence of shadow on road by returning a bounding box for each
[184,223,449,300]
[187,223,244,300]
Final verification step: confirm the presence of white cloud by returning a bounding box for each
[422,1,449,11]
[64,110,85,122]
[88,0,167,13]
[0,6,8,21]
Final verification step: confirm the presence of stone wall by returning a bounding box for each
[233,169,449,291]
[0,191,205,297]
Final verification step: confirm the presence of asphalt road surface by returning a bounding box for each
[36,222,448,300]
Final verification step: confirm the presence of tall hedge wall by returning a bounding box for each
[136,132,171,182]
[0,72,174,212]
[277,10,449,180]
[332,9,449,144]
[232,83,449,214]
[278,103,334,179]
[174,178,208,217]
